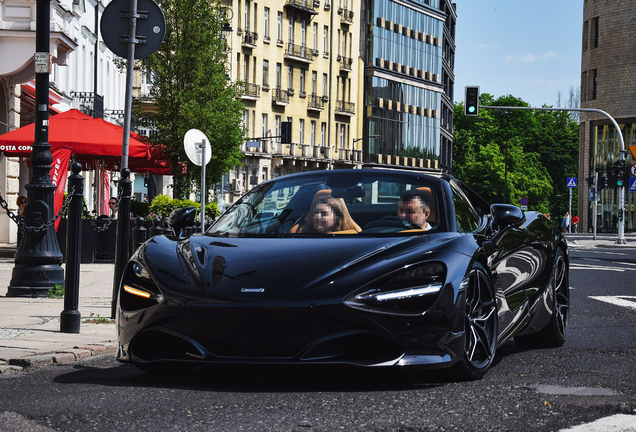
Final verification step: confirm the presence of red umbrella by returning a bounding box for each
[0,109,171,173]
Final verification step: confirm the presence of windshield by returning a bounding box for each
[209,171,446,237]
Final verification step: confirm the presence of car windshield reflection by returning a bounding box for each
[209,172,445,237]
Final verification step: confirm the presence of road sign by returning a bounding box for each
[101,0,166,59]
[631,163,636,177]
[566,177,577,188]
[630,177,636,193]
[630,145,636,160]
[520,197,528,206]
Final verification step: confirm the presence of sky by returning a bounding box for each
[453,1,584,108]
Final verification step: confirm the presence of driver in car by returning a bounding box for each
[398,189,433,231]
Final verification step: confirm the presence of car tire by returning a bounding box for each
[514,248,569,348]
[452,263,498,380]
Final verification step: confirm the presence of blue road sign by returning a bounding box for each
[630,177,636,192]
[567,177,577,188]
[520,197,529,206]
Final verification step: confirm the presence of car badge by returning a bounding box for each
[241,288,265,293]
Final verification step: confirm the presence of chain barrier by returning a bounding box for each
[80,189,124,233]
[0,188,75,234]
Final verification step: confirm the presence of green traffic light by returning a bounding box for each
[617,180,624,187]
[468,106,476,113]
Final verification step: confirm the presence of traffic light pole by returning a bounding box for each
[480,105,627,245]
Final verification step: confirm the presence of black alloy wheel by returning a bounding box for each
[515,248,569,348]
[453,263,498,380]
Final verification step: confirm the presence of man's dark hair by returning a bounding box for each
[400,189,431,210]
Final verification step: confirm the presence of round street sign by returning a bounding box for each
[630,163,636,177]
[101,0,165,59]
[520,197,529,206]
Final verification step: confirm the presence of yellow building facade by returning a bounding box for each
[221,0,363,200]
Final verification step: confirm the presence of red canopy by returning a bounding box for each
[0,109,171,174]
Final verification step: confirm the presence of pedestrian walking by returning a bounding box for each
[562,212,570,233]
[572,215,579,233]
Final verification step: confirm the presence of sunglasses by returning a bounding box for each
[109,202,116,205]
[20,201,27,205]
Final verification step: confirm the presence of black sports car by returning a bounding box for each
[116,169,569,379]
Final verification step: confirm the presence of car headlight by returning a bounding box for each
[120,261,163,311]
[344,262,446,315]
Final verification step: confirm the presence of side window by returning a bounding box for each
[451,185,481,232]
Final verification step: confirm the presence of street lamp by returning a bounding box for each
[8,0,65,297]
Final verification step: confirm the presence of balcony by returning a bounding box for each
[338,8,354,25]
[272,86,290,105]
[338,55,353,72]
[335,100,355,116]
[284,0,318,17]
[239,82,261,100]
[241,31,258,49]
[284,43,314,63]
[307,93,324,111]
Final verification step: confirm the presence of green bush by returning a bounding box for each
[131,200,150,217]
[148,195,180,218]
[147,194,220,220]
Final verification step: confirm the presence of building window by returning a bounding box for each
[300,19,306,47]
[264,7,270,40]
[339,124,346,149]
[299,119,305,145]
[582,20,588,52]
[590,69,597,100]
[262,114,268,138]
[591,17,599,49]
[299,68,306,95]
[321,122,326,147]
[311,71,317,94]
[275,115,281,142]
[323,25,329,55]
[287,66,294,92]
[276,62,282,87]
[313,22,318,52]
[322,73,328,97]
[263,59,269,88]
[288,16,294,43]
[310,120,316,146]
[277,12,283,43]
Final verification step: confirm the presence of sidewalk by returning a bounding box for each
[0,243,117,374]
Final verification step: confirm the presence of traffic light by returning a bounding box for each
[615,160,628,187]
[281,121,292,144]
[618,208,624,222]
[464,86,480,116]
[598,177,608,190]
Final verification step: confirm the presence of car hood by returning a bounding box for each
[143,234,453,302]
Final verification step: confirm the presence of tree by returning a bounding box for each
[136,0,245,199]
[453,94,579,217]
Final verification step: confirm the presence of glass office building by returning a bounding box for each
[362,0,455,170]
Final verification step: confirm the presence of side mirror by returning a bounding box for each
[491,204,525,228]
[168,207,197,238]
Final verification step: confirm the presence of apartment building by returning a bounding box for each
[579,1,636,233]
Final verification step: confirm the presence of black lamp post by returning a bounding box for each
[7,0,65,297]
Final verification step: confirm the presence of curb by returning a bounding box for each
[0,342,117,375]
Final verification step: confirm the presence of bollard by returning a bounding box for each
[132,216,148,252]
[111,168,132,319]
[150,217,163,237]
[60,163,83,333]
[162,219,172,235]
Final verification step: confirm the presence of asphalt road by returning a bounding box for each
[0,241,635,432]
